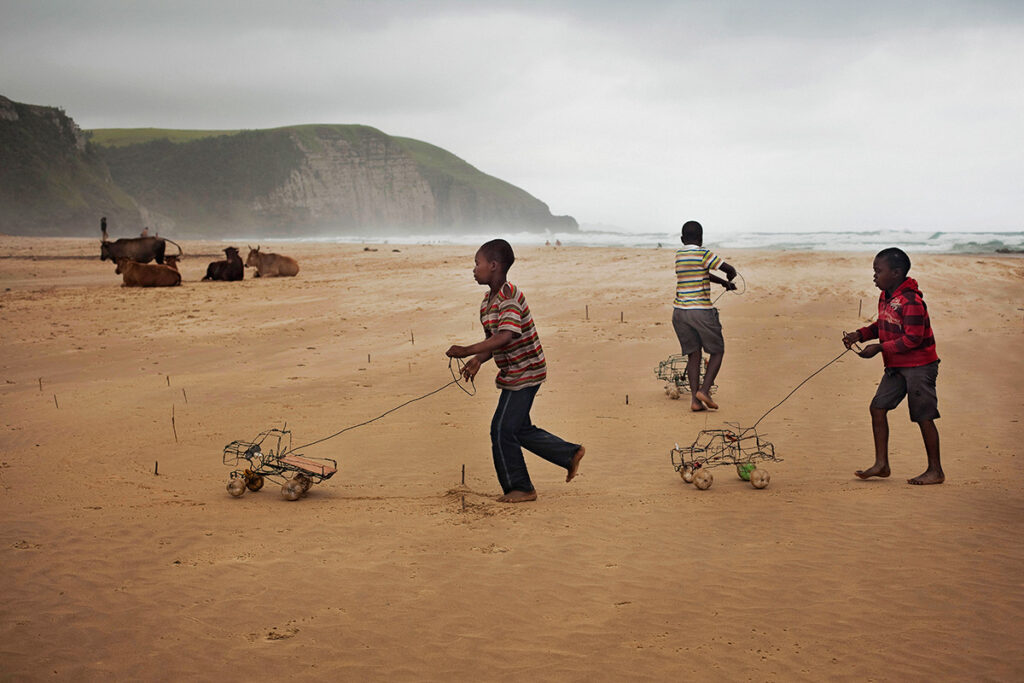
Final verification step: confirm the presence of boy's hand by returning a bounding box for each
[857,343,883,359]
[461,357,481,380]
[446,345,470,359]
[842,330,861,349]
[723,281,737,291]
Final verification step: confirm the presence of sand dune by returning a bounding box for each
[1,236,1022,680]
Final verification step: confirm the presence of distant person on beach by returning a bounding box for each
[446,239,584,503]
[140,227,149,237]
[843,247,943,485]
[672,220,737,411]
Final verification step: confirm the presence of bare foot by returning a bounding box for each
[855,463,891,479]
[497,490,537,503]
[695,390,718,410]
[690,400,707,412]
[566,446,585,482]
[908,470,945,485]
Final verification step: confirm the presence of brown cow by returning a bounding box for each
[164,254,181,271]
[100,218,181,265]
[115,258,182,287]
[245,245,299,277]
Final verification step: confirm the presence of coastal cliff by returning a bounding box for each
[0,96,140,235]
[0,96,577,237]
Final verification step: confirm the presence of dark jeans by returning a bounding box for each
[490,385,580,494]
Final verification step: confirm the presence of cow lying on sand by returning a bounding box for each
[203,247,244,281]
[115,258,181,287]
[164,254,181,270]
[245,246,299,277]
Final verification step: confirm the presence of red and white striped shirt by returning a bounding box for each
[480,282,547,390]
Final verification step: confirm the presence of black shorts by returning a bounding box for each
[672,308,724,355]
[870,361,940,422]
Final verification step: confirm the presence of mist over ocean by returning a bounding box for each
[253,228,1024,254]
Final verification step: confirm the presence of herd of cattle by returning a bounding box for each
[100,227,299,287]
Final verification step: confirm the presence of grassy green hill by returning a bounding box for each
[2,95,577,238]
[88,128,242,147]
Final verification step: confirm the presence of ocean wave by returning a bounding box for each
[240,228,1024,253]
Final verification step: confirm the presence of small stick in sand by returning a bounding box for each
[620,311,624,322]
[38,377,42,392]
[166,375,170,387]
[155,461,159,476]
[858,300,862,318]
[585,305,589,320]
[626,394,629,405]
[53,394,59,409]
[171,405,178,443]
[461,464,465,485]
[182,387,188,403]
[410,330,415,345]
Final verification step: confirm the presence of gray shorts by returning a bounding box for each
[672,307,724,355]
[870,361,940,422]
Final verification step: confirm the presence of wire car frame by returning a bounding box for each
[670,423,781,490]
[223,427,337,501]
[655,353,716,396]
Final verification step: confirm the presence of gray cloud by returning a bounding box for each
[2,0,1022,231]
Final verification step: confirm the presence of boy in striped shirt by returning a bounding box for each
[843,247,943,485]
[673,220,738,411]
[446,239,584,503]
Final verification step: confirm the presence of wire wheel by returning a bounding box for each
[293,473,313,493]
[281,479,303,501]
[750,468,771,489]
[227,478,247,497]
[693,468,713,490]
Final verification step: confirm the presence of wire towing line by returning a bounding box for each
[672,335,864,492]
[222,357,476,501]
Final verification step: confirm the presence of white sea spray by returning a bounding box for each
[236,228,1024,254]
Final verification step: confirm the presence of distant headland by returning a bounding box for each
[0,95,577,239]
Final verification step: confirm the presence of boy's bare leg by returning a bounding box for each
[908,420,944,485]
[686,352,706,411]
[497,490,538,503]
[566,446,585,482]
[696,352,723,410]
[856,406,891,478]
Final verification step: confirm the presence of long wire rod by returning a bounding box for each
[290,358,474,452]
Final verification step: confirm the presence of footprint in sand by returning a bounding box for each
[265,627,299,641]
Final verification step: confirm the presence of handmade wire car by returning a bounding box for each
[655,354,716,398]
[223,426,337,501]
[670,423,781,490]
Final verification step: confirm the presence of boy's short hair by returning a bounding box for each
[479,239,515,270]
[876,247,911,274]
[681,220,703,243]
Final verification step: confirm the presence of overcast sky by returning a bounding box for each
[2,0,1022,233]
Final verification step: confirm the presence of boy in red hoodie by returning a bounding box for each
[843,247,943,485]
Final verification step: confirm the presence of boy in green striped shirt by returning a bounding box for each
[673,220,738,411]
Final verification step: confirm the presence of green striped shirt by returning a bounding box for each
[674,245,723,309]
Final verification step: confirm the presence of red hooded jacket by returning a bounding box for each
[857,277,939,368]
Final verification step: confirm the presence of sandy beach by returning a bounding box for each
[1,236,1022,680]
